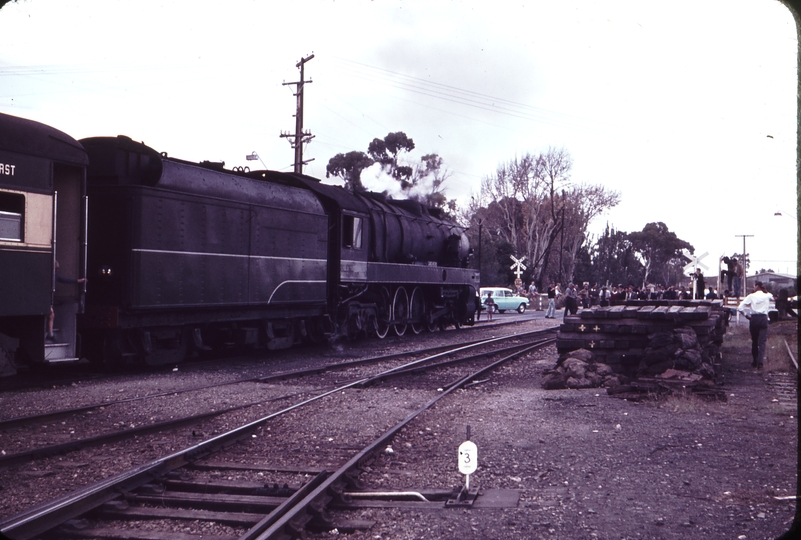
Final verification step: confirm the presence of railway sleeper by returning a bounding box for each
[306,492,337,533]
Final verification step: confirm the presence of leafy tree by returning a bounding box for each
[328,132,453,209]
[627,222,693,287]
[731,253,751,275]
[325,151,374,192]
[584,224,643,287]
[367,132,416,189]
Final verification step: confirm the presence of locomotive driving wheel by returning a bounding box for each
[373,286,391,339]
[426,303,439,332]
[392,286,409,336]
[409,287,426,335]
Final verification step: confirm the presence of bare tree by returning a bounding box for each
[519,148,572,287]
[559,183,621,283]
[478,147,619,288]
[408,153,456,212]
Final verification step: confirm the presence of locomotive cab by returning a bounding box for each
[0,113,88,373]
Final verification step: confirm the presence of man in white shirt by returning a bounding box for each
[737,281,774,369]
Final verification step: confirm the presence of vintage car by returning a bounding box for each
[479,287,529,314]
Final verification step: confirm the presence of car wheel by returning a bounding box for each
[517,303,526,314]
[497,308,505,313]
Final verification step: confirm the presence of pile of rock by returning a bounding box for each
[541,348,623,390]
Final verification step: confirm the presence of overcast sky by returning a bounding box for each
[1,0,797,277]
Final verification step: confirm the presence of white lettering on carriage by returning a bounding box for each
[0,163,16,176]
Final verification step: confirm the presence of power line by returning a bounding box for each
[327,57,604,130]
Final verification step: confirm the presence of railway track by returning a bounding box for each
[0,314,540,395]
[0,328,554,465]
[764,371,798,412]
[0,330,556,539]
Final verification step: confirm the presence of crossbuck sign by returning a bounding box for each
[510,255,527,279]
[682,249,709,275]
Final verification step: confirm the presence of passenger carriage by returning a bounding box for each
[0,113,88,371]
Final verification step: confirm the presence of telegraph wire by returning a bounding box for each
[326,56,602,130]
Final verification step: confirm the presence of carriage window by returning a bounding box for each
[342,215,363,249]
[0,192,24,242]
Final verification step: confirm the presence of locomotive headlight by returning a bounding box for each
[100,265,113,277]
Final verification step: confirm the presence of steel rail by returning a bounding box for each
[784,338,798,371]
[0,332,554,468]
[0,332,553,539]
[255,327,555,382]
[0,392,300,468]
[0,327,553,431]
[358,336,556,386]
[245,340,548,540]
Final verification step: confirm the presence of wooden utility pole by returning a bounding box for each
[281,54,315,173]
[735,234,753,273]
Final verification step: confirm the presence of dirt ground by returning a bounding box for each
[0,314,795,539]
[317,317,799,540]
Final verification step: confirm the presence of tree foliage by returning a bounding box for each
[627,222,694,287]
[581,224,643,287]
[325,151,374,192]
[326,131,456,213]
[367,132,416,189]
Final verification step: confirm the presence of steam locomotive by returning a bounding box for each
[0,112,479,371]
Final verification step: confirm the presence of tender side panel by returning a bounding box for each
[249,204,327,305]
[127,189,328,310]
[130,193,250,308]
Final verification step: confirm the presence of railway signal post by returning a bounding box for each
[449,425,479,507]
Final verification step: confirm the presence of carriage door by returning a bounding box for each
[47,163,86,362]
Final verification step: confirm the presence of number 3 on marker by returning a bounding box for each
[458,441,477,475]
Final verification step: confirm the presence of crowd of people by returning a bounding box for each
[493,263,794,373]
[487,269,794,334]
[534,281,714,316]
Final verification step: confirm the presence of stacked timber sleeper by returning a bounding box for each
[556,300,728,378]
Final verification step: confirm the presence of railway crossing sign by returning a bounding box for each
[510,255,527,279]
[682,250,709,274]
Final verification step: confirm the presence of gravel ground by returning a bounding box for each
[305,319,799,540]
[0,314,797,540]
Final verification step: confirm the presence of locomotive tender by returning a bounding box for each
[0,112,479,370]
